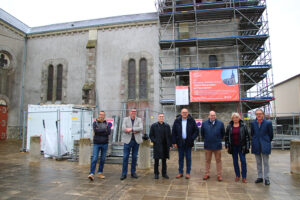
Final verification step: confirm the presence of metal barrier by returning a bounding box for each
[21,105,93,159]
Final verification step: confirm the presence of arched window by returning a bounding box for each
[47,65,54,101]
[128,59,136,100]
[139,58,147,99]
[56,64,63,101]
[209,55,218,67]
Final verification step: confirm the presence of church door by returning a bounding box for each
[0,105,7,140]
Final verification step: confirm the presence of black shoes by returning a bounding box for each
[255,178,263,183]
[120,175,127,180]
[154,174,159,179]
[162,174,169,179]
[131,173,138,179]
[265,179,270,185]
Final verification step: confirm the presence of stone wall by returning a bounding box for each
[0,23,25,138]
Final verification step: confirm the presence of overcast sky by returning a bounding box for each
[1,0,299,84]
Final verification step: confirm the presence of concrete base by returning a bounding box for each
[79,138,91,166]
[291,140,300,174]
[138,139,151,169]
[29,136,40,162]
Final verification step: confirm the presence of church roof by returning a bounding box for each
[0,8,157,35]
[29,12,157,34]
[0,8,30,33]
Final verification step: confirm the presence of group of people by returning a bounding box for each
[88,108,273,186]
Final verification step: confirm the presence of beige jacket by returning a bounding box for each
[121,116,143,144]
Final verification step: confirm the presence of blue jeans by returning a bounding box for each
[89,143,108,175]
[232,145,247,178]
[178,141,192,174]
[122,139,139,176]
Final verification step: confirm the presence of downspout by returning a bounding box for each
[19,36,27,139]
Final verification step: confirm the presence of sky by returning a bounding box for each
[1,0,300,84]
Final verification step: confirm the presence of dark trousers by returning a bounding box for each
[154,158,167,175]
[232,145,247,178]
[178,141,192,174]
[122,139,139,176]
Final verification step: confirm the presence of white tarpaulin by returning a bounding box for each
[26,104,93,157]
[44,129,67,157]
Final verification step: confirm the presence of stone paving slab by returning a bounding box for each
[0,140,300,200]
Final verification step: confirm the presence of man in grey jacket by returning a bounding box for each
[120,108,143,180]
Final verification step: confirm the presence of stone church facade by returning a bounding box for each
[0,0,272,139]
[0,9,159,139]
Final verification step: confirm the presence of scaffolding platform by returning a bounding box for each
[161,0,261,12]
[160,34,268,49]
[159,5,265,24]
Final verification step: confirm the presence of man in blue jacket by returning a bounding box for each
[201,111,225,181]
[251,109,273,185]
[172,108,199,179]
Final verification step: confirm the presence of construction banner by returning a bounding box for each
[190,69,239,102]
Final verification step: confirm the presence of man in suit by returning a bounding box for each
[149,113,172,179]
[172,108,199,179]
[251,108,273,185]
[120,108,143,180]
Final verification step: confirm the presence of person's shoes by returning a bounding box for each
[154,174,159,179]
[185,174,190,179]
[131,173,138,179]
[217,176,223,182]
[255,178,263,183]
[97,173,105,179]
[265,179,270,185]
[203,175,210,180]
[176,174,183,179]
[235,177,240,182]
[242,178,247,183]
[120,175,127,180]
[88,174,94,181]
[162,174,169,179]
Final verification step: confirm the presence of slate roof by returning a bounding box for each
[0,8,158,35]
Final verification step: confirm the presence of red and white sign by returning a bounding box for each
[106,118,114,129]
[195,119,203,128]
[190,69,239,102]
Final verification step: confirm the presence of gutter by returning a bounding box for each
[19,37,27,140]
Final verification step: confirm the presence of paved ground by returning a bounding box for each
[0,140,300,200]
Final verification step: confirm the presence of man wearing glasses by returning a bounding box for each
[120,108,143,180]
[251,109,273,185]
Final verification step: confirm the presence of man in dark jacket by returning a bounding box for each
[88,111,111,181]
[201,111,225,181]
[149,113,172,179]
[172,108,199,179]
[251,109,273,185]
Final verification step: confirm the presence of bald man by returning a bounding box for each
[172,108,199,179]
[201,111,225,181]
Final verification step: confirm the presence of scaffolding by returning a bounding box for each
[156,0,274,119]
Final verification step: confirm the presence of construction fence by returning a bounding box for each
[21,105,300,160]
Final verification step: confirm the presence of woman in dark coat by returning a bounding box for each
[225,112,250,183]
[149,113,172,179]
